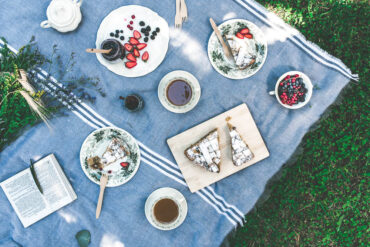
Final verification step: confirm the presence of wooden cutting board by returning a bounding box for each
[167,103,269,193]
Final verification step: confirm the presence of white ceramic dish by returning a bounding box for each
[207,19,268,80]
[80,127,140,187]
[95,5,169,77]
[145,187,187,231]
[40,0,82,33]
[158,70,201,113]
[269,71,313,109]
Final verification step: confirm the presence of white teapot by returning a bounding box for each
[40,0,83,32]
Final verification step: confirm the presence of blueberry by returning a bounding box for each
[139,21,145,26]
[150,35,155,40]
[146,26,151,31]
[115,30,119,33]
[115,34,119,38]
[144,32,149,36]
[120,30,123,33]
[110,32,114,37]
[144,37,149,42]
[156,27,160,32]
[141,28,146,32]
[152,31,157,36]
[120,36,124,40]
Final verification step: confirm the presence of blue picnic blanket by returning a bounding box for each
[0,0,357,246]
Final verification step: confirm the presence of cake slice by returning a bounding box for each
[87,138,129,170]
[225,35,256,70]
[184,129,221,173]
[227,121,254,166]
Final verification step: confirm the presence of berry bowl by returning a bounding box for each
[269,71,313,110]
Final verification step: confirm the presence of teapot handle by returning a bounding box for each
[40,21,51,28]
[74,0,83,7]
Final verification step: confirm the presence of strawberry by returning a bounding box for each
[125,61,137,69]
[124,43,133,52]
[236,32,244,39]
[120,162,129,168]
[129,37,139,45]
[126,53,136,62]
[136,43,147,50]
[133,30,141,39]
[142,51,149,62]
[244,33,253,39]
[133,48,140,57]
[240,28,250,34]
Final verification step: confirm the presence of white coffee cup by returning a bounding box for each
[145,187,187,230]
[269,71,313,110]
[40,0,83,33]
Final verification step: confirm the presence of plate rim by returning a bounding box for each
[207,18,268,80]
[79,126,141,187]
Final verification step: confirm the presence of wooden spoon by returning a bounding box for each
[209,18,234,62]
[86,48,112,54]
[96,174,108,219]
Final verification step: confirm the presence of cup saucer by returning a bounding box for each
[158,70,201,113]
[145,187,187,230]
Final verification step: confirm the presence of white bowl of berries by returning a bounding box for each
[269,71,313,109]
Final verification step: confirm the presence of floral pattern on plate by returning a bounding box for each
[80,127,140,187]
[207,19,268,79]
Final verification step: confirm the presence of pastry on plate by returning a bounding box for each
[226,35,256,70]
[87,138,129,170]
[226,119,254,166]
[184,129,221,173]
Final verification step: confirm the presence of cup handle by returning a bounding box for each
[74,0,83,7]
[269,91,275,96]
[40,20,51,28]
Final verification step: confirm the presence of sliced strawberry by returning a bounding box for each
[236,32,244,39]
[125,61,137,69]
[126,53,136,62]
[124,43,133,52]
[142,51,149,62]
[244,33,253,39]
[133,30,141,39]
[129,37,139,45]
[136,43,147,50]
[133,48,140,57]
[240,28,250,34]
[120,162,130,168]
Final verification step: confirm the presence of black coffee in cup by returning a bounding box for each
[166,80,192,106]
[153,198,179,223]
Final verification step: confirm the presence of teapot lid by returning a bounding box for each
[47,0,77,27]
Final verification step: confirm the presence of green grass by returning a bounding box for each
[229,0,369,246]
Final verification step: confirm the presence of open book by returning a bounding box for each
[0,154,77,228]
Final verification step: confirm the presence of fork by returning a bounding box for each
[175,0,182,28]
[180,0,188,22]
[96,173,108,219]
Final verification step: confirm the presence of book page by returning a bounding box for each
[1,170,47,227]
[0,154,77,227]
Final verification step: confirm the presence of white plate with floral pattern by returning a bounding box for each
[207,19,268,79]
[80,127,140,187]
